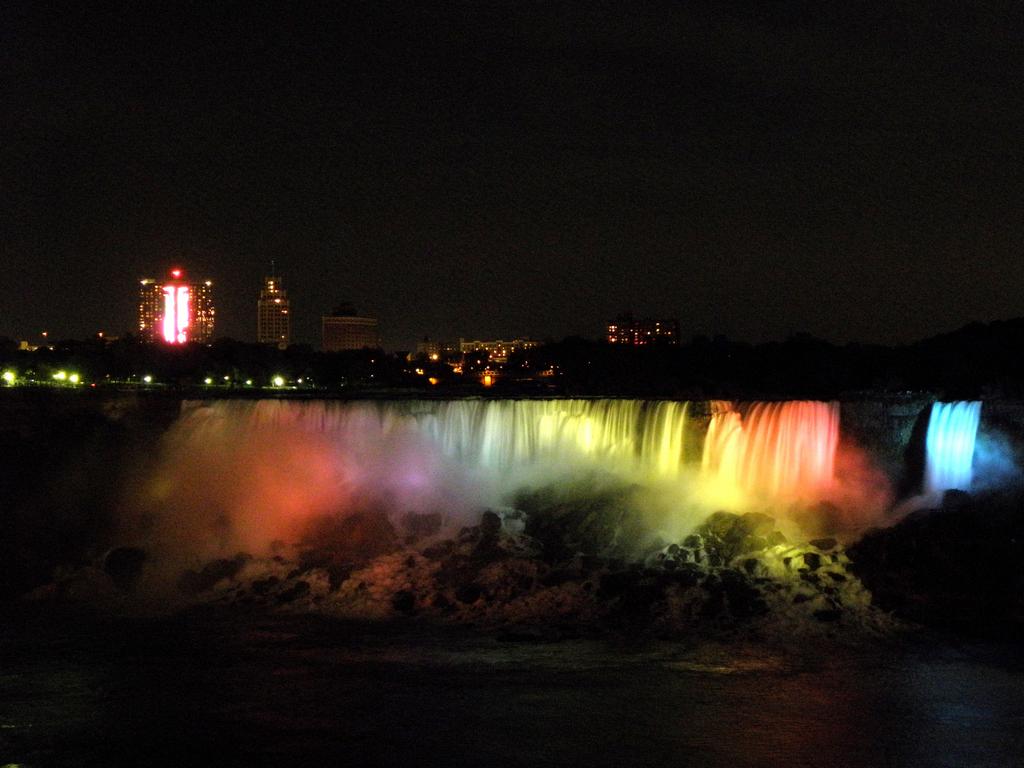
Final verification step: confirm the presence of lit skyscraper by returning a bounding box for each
[257,271,291,349]
[137,268,215,344]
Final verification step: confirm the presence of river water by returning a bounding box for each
[2,610,1022,767]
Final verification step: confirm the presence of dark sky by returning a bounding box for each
[2,1,1023,350]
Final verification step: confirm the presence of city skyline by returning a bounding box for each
[4,3,1024,351]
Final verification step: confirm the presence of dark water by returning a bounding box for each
[2,610,1023,767]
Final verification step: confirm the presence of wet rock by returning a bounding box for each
[480,511,502,539]
[541,569,576,587]
[802,552,822,571]
[849,494,1024,636]
[455,583,484,604]
[694,511,780,563]
[303,510,398,565]
[251,576,280,596]
[391,590,416,615]
[276,580,310,603]
[809,538,837,551]
[400,511,443,540]
[422,540,456,560]
[103,546,147,591]
[813,608,842,622]
[178,553,251,595]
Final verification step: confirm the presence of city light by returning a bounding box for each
[53,371,67,381]
[162,283,191,343]
[204,377,213,385]
[272,375,285,387]
[2,370,15,384]
[68,373,80,384]
[143,375,153,384]
[245,379,253,386]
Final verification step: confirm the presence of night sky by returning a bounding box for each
[3,1,1023,350]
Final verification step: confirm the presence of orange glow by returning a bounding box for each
[482,373,495,387]
[428,377,439,385]
[171,268,182,278]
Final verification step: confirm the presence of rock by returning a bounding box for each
[400,511,443,539]
[693,511,782,563]
[941,489,972,511]
[802,552,822,571]
[103,546,147,591]
[813,608,842,622]
[251,576,280,596]
[302,510,398,565]
[276,580,310,603]
[480,511,502,539]
[455,583,484,604]
[391,590,416,615]
[178,553,251,595]
[809,538,837,551]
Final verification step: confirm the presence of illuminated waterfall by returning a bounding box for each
[186,398,846,502]
[924,401,981,495]
[701,401,840,499]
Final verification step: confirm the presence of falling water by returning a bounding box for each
[924,401,982,495]
[179,398,845,499]
[701,401,840,499]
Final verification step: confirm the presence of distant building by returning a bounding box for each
[606,313,679,346]
[459,338,540,364]
[322,306,380,351]
[413,337,460,361]
[138,268,215,344]
[257,273,291,349]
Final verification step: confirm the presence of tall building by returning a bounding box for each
[606,313,679,346]
[257,272,290,349]
[322,306,380,351]
[138,268,215,344]
[459,338,540,364]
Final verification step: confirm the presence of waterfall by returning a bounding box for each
[701,401,840,499]
[180,397,843,500]
[924,401,982,495]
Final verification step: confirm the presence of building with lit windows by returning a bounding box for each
[459,338,540,364]
[138,269,215,344]
[322,306,380,351]
[412,337,460,361]
[257,273,291,349]
[606,313,679,346]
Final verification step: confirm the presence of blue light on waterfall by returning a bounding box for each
[924,401,982,495]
